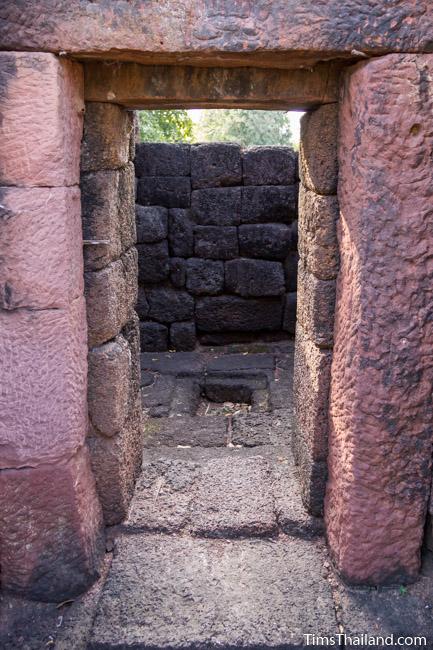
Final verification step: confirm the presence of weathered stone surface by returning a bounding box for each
[241,185,298,224]
[135,205,168,243]
[337,560,433,648]
[207,353,274,373]
[231,413,292,447]
[298,185,339,280]
[292,431,328,518]
[170,321,197,351]
[191,187,242,226]
[225,258,285,297]
[194,225,239,259]
[136,285,149,319]
[170,378,201,416]
[0,186,83,310]
[136,176,190,208]
[243,146,297,185]
[143,416,227,448]
[0,52,83,187]
[238,223,292,260]
[326,54,433,586]
[186,258,224,295]
[139,321,168,352]
[284,251,299,292]
[88,335,131,437]
[141,351,204,376]
[84,61,341,108]
[88,396,142,526]
[81,102,131,172]
[296,262,336,347]
[4,3,433,68]
[283,291,297,335]
[203,377,260,404]
[136,240,169,284]
[169,257,186,288]
[147,288,194,323]
[299,103,338,195]
[135,142,190,177]
[294,322,332,465]
[85,248,138,347]
[121,312,142,409]
[192,455,276,537]
[81,169,122,270]
[89,534,336,648]
[196,296,282,332]
[141,375,175,412]
[0,447,104,601]
[168,208,194,257]
[191,142,242,189]
[0,298,87,468]
[118,162,136,251]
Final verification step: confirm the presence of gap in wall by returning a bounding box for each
[134,109,301,354]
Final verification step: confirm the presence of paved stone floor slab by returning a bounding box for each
[141,352,204,376]
[88,535,338,649]
[143,415,228,448]
[124,445,321,539]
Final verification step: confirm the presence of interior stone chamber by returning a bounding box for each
[1,0,433,601]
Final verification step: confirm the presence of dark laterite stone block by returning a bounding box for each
[143,416,227,448]
[147,288,194,323]
[238,223,292,260]
[191,142,242,189]
[170,321,197,351]
[282,292,297,335]
[191,187,242,226]
[136,286,149,319]
[196,296,283,332]
[139,321,168,352]
[194,226,238,260]
[225,258,285,297]
[169,257,186,288]
[241,185,298,224]
[135,142,190,177]
[186,258,224,296]
[135,205,168,243]
[284,251,299,292]
[168,209,195,258]
[137,241,169,284]
[137,177,190,208]
[140,352,204,376]
[242,146,297,185]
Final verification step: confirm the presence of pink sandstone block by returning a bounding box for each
[0,446,104,601]
[325,54,433,585]
[0,52,83,187]
[0,297,88,469]
[0,186,84,310]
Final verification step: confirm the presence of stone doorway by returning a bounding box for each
[2,51,433,616]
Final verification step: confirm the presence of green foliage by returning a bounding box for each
[138,110,193,143]
[193,109,293,147]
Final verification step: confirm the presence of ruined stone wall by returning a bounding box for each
[81,103,143,526]
[293,105,339,517]
[135,142,299,351]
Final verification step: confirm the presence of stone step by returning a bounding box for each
[123,445,322,539]
[88,535,337,649]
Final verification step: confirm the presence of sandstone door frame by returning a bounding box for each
[1,52,432,601]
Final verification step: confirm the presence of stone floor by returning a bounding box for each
[2,342,433,649]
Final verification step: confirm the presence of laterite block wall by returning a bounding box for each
[134,142,299,350]
[81,104,143,526]
[292,105,339,517]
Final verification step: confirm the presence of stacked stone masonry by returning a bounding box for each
[81,102,143,526]
[293,104,339,517]
[135,142,299,351]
